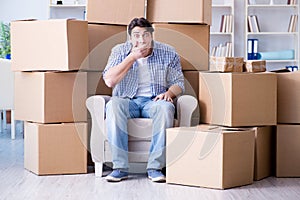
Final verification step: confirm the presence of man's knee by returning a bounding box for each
[151,101,175,117]
[106,97,129,114]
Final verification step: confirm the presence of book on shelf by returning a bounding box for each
[248,0,256,5]
[220,14,233,33]
[288,14,298,32]
[248,15,260,33]
[210,42,233,57]
[247,39,259,60]
[287,0,297,5]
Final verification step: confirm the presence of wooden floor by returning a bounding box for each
[1,122,300,200]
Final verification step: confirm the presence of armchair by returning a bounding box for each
[86,94,198,177]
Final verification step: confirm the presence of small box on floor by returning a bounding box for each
[24,122,88,175]
[243,60,266,72]
[210,57,243,72]
[166,125,255,189]
[276,124,300,177]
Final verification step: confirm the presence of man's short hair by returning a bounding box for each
[128,17,154,36]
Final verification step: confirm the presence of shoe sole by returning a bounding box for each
[148,176,166,183]
[105,176,128,182]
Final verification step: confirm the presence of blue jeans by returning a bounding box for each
[105,96,175,171]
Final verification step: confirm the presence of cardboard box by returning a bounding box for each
[199,72,277,127]
[183,71,200,125]
[276,125,300,177]
[243,60,266,72]
[277,71,300,123]
[147,0,212,25]
[87,71,112,96]
[15,72,87,123]
[88,24,127,71]
[86,0,146,25]
[24,122,88,175]
[252,126,275,181]
[166,125,255,189]
[210,57,244,72]
[153,24,209,71]
[11,19,88,71]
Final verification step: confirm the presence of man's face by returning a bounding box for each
[130,26,152,49]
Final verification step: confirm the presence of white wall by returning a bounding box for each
[0,0,48,23]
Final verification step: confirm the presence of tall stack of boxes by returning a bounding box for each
[11,19,89,175]
[276,71,300,177]
[167,71,277,189]
[148,0,211,125]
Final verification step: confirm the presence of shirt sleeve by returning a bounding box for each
[167,53,185,94]
[103,44,124,77]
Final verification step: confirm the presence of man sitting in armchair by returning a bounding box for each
[102,17,184,182]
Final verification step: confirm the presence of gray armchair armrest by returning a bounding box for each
[86,95,111,163]
[176,95,198,127]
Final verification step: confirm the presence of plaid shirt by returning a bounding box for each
[103,41,185,98]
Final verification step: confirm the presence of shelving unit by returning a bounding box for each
[210,0,235,57]
[48,0,86,20]
[245,0,299,71]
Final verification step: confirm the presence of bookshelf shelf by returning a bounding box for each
[266,59,298,63]
[245,0,299,71]
[248,5,298,8]
[212,5,232,8]
[247,32,298,35]
[211,32,233,35]
[49,5,86,8]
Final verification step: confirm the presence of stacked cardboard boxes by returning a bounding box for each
[11,19,89,175]
[276,71,300,177]
[198,71,277,182]
[148,0,211,125]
